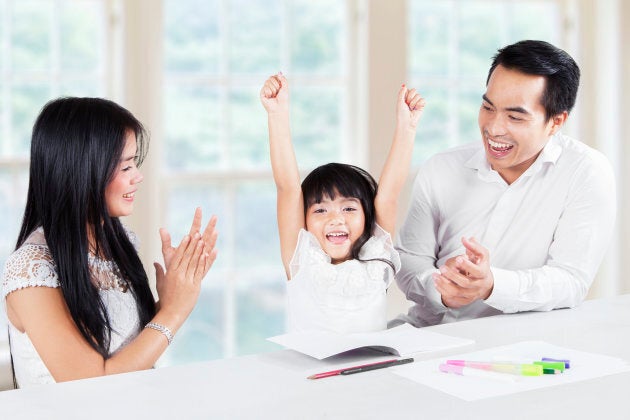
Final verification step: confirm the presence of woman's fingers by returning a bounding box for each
[202,248,218,275]
[154,262,165,283]
[163,210,218,286]
[169,234,191,270]
[188,207,203,237]
[159,228,172,256]
[186,237,206,282]
[180,232,201,268]
[201,214,218,246]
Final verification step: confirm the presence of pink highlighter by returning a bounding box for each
[438,363,517,382]
[444,359,543,376]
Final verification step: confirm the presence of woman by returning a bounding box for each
[2,97,217,388]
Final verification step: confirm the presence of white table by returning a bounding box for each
[1,294,629,419]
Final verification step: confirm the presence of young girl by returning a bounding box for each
[260,74,424,333]
[2,97,218,388]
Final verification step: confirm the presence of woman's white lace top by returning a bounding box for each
[287,224,401,334]
[1,228,142,388]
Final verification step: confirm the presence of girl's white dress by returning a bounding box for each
[287,224,400,334]
[1,228,142,388]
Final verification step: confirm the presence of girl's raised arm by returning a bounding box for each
[260,74,304,278]
[375,85,425,236]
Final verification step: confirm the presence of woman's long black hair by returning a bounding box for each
[16,97,157,357]
[301,163,394,271]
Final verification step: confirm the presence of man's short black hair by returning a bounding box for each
[487,40,580,120]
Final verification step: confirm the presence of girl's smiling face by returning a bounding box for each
[305,193,365,264]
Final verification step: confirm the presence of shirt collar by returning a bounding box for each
[464,133,563,183]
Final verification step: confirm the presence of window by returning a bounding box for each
[0,0,573,366]
[0,0,108,268]
[407,0,561,163]
[161,0,351,364]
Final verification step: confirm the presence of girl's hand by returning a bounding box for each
[260,73,289,114]
[154,210,218,321]
[397,84,426,129]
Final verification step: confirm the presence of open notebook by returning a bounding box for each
[267,323,474,360]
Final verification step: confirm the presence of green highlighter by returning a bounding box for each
[534,361,566,374]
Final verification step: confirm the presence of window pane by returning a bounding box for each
[229,0,282,75]
[11,1,52,71]
[412,84,452,162]
[236,274,285,356]
[164,0,220,73]
[60,1,102,71]
[59,78,104,97]
[10,82,50,157]
[0,167,28,268]
[458,84,483,143]
[292,86,343,167]
[408,1,450,77]
[458,2,503,78]
[233,181,279,267]
[228,87,269,168]
[162,286,226,364]
[511,2,558,39]
[164,84,221,170]
[291,0,346,75]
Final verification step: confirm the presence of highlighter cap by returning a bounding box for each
[534,361,566,372]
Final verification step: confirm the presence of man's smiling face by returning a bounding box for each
[478,64,562,184]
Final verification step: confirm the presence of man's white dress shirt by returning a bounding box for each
[394,133,616,326]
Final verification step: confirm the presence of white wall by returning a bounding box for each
[573,0,625,298]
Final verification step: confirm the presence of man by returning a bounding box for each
[394,40,616,327]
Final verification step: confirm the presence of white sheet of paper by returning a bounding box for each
[392,341,630,401]
[267,324,474,360]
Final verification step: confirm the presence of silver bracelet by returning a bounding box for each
[145,322,174,345]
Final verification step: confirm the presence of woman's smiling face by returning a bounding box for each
[105,132,143,217]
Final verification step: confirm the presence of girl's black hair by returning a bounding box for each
[301,163,394,271]
[16,97,156,357]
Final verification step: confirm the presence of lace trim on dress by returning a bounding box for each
[2,227,132,299]
[2,244,59,299]
[289,224,400,281]
[287,224,400,310]
[88,254,129,292]
[358,224,402,275]
[89,224,137,292]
